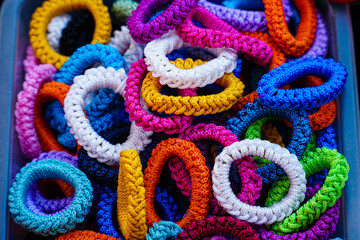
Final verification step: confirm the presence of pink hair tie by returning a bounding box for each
[176,6,273,66]
[23,45,40,74]
[168,123,262,215]
[15,63,57,159]
[125,59,195,134]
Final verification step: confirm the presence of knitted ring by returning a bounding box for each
[34,81,74,154]
[197,0,292,33]
[259,184,341,240]
[8,160,93,236]
[177,6,273,66]
[23,45,40,73]
[317,124,337,149]
[127,0,198,43]
[257,57,347,110]
[213,139,307,225]
[97,186,123,238]
[269,147,349,234]
[64,66,153,165]
[142,59,244,116]
[125,59,195,134]
[15,64,57,159]
[109,26,143,71]
[154,187,183,222]
[117,149,147,240]
[175,216,260,240]
[144,138,212,229]
[263,0,317,57]
[144,31,237,89]
[29,0,111,69]
[55,231,118,240]
[111,0,138,22]
[46,14,71,53]
[147,221,183,240]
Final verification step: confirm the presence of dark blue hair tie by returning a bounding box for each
[154,186,182,222]
[257,57,347,110]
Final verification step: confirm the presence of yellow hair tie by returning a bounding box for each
[29,0,111,69]
[262,122,285,148]
[141,58,244,116]
[117,149,147,240]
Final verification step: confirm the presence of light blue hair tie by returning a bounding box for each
[146,221,183,240]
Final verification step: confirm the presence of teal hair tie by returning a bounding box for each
[8,159,93,236]
[146,221,183,240]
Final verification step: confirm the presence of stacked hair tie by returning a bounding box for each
[10,0,349,239]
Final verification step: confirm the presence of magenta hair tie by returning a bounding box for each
[175,216,260,240]
[127,0,198,43]
[23,45,40,74]
[15,63,57,159]
[176,6,273,66]
[168,123,262,215]
[258,185,340,240]
[197,0,292,33]
[125,59,195,134]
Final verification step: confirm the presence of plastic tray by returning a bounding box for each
[0,0,359,239]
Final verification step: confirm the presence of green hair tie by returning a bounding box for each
[112,0,138,22]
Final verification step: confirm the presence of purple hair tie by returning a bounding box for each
[258,185,340,240]
[127,0,198,43]
[197,0,292,32]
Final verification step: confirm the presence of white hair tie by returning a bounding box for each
[64,66,153,165]
[144,30,237,89]
[212,138,307,225]
[46,14,71,52]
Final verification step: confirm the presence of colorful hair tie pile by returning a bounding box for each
[10,0,351,239]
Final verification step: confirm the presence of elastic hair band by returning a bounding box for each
[175,216,260,240]
[29,0,111,69]
[127,0,198,43]
[117,149,147,240]
[147,221,183,240]
[142,58,244,116]
[144,31,237,89]
[125,59,195,134]
[64,66,152,165]
[154,187,182,222]
[263,0,317,57]
[46,14,71,53]
[144,138,211,229]
[112,0,138,22]
[177,6,273,66]
[23,45,40,73]
[15,64,57,159]
[55,230,119,240]
[8,160,93,236]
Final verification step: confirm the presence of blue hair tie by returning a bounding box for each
[257,57,347,110]
[155,186,182,222]
[146,221,183,240]
[8,159,93,236]
[227,99,312,183]
[97,186,124,239]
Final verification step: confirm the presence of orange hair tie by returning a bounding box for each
[56,230,118,240]
[144,138,211,229]
[263,0,317,57]
[34,81,75,154]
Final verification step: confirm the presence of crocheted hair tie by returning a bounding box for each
[257,57,347,110]
[317,124,337,150]
[154,186,183,222]
[97,186,123,238]
[112,0,138,23]
[46,14,71,53]
[177,6,273,66]
[259,184,341,240]
[15,63,57,159]
[64,66,153,165]
[197,0,292,33]
[34,81,75,154]
[55,230,119,240]
[127,0,198,43]
[142,59,244,116]
[117,149,147,240]
[8,159,93,236]
[147,221,183,240]
[175,216,260,240]
[144,138,211,228]
[125,59,195,134]
[213,139,306,225]
[144,31,237,89]
[109,26,144,71]
[29,0,111,69]
[263,0,317,57]
[23,45,41,73]
[269,147,349,234]
[59,10,95,56]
